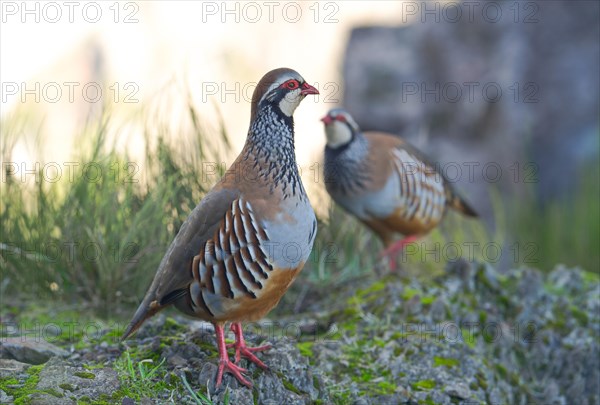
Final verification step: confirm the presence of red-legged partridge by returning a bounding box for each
[122,68,319,388]
[321,108,477,268]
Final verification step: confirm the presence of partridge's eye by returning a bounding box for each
[287,80,298,89]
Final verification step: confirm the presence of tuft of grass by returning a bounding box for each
[113,350,170,400]
[180,371,229,405]
[1,102,231,317]
[508,166,599,273]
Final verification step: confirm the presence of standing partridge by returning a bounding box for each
[321,108,477,268]
[122,68,319,388]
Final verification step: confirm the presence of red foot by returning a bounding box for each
[226,323,271,370]
[379,235,419,270]
[214,324,252,388]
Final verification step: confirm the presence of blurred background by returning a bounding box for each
[1,0,598,318]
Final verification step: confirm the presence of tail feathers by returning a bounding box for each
[449,195,478,218]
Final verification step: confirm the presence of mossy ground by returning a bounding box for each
[1,264,598,404]
[0,364,48,405]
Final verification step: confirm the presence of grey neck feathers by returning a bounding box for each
[244,105,305,200]
[324,132,371,195]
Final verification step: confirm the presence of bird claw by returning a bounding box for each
[215,357,251,388]
[232,343,271,369]
[214,323,254,388]
[229,323,271,369]
[213,323,271,388]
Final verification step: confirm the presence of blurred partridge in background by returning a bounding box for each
[321,108,478,269]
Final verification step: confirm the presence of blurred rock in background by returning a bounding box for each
[343,0,599,219]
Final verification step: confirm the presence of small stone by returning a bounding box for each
[35,358,120,402]
[488,387,505,405]
[214,387,253,405]
[0,358,30,378]
[430,297,448,322]
[295,319,318,335]
[0,389,12,404]
[197,363,219,393]
[549,266,584,293]
[167,354,187,367]
[188,357,204,369]
[517,268,543,299]
[446,258,473,282]
[0,338,69,365]
[29,392,67,405]
[445,382,471,399]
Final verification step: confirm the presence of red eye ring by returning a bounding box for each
[286,80,299,90]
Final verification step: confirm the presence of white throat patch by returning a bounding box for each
[278,89,303,117]
[325,120,353,148]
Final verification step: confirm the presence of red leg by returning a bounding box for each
[214,323,251,388]
[379,235,419,270]
[225,323,270,369]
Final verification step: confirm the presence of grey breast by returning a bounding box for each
[261,196,316,270]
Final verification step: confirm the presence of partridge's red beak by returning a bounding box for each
[321,115,333,125]
[300,82,319,96]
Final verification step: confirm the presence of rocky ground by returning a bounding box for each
[1,261,598,404]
